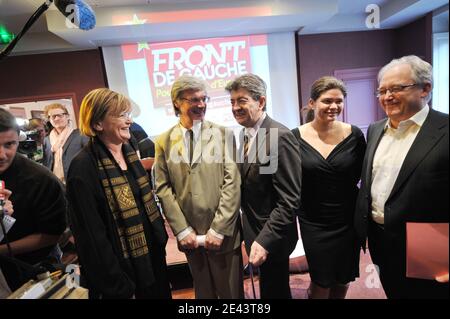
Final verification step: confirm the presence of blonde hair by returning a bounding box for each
[44,103,69,119]
[79,88,131,137]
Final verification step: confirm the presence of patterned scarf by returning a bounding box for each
[91,137,167,290]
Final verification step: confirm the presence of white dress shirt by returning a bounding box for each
[371,105,429,224]
[244,112,267,151]
[179,120,202,158]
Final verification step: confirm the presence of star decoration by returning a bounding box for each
[137,42,150,52]
[130,14,147,25]
[126,15,150,53]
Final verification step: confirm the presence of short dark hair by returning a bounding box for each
[0,108,20,134]
[225,74,267,111]
[310,76,347,101]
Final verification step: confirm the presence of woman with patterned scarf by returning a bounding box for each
[66,88,171,299]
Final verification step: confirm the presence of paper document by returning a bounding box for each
[406,222,449,280]
[0,215,16,242]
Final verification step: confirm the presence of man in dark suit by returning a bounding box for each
[355,55,449,299]
[226,74,301,299]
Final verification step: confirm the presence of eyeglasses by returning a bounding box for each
[48,113,68,120]
[116,111,132,120]
[180,96,210,105]
[375,83,418,98]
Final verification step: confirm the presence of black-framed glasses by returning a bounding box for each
[180,96,210,104]
[48,113,68,120]
[375,83,418,98]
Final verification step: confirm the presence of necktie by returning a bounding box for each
[243,134,249,161]
[188,129,194,164]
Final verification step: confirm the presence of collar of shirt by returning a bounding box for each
[179,121,202,143]
[244,112,267,139]
[385,104,429,132]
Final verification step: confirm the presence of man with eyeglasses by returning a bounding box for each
[43,103,88,184]
[154,75,243,298]
[355,55,449,299]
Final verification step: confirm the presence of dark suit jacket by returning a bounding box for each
[43,129,89,181]
[240,115,301,258]
[355,108,449,263]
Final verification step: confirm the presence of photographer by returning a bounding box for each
[0,108,67,291]
[18,118,47,164]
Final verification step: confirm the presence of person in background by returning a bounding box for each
[130,122,151,151]
[154,75,243,299]
[22,118,47,164]
[292,76,366,299]
[129,122,155,173]
[66,88,171,299]
[43,103,88,184]
[354,55,449,299]
[226,74,301,299]
[0,108,66,291]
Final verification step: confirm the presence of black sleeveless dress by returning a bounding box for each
[292,125,366,288]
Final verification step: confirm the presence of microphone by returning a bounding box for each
[0,0,95,60]
[54,0,96,31]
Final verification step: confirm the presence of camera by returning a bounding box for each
[18,130,39,159]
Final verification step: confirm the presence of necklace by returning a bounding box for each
[108,148,124,167]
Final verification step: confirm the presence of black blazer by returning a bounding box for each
[355,108,449,251]
[240,115,301,258]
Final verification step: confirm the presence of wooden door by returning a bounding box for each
[334,67,385,136]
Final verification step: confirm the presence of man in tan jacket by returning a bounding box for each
[154,75,243,299]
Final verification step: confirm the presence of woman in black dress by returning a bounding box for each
[292,76,366,299]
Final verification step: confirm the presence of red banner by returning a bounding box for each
[122,35,267,114]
